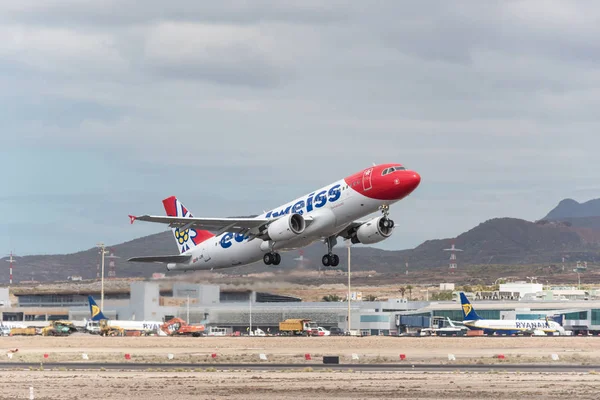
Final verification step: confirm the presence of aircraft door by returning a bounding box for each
[362,168,373,191]
[201,246,211,262]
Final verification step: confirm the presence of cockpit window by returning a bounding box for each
[381,166,406,175]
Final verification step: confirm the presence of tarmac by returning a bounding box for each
[2,361,600,372]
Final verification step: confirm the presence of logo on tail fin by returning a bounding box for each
[163,196,213,253]
[91,304,101,318]
[459,292,481,321]
[462,303,472,317]
[88,296,107,321]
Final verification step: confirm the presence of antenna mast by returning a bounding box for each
[444,241,463,274]
[5,252,17,285]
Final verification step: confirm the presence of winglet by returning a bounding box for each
[129,215,137,224]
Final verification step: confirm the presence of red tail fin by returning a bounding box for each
[162,196,214,253]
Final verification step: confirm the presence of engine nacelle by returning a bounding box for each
[267,213,306,241]
[354,216,393,244]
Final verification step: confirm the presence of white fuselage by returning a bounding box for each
[168,179,392,271]
[464,319,565,335]
[86,319,163,332]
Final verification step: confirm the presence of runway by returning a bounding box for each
[1,362,598,372]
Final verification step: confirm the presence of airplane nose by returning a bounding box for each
[407,171,421,192]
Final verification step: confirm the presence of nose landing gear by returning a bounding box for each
[379,204,395,229]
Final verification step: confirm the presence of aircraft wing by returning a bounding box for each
[129,215,269,234]
[128,255,192,264]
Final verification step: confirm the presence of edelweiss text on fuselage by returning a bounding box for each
[220,183,342,249]
[265,184,342,218]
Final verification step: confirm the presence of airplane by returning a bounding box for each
[0,321,27,329]
[127,163,421,272]
[459,292,565,336]
[86,295,165,334]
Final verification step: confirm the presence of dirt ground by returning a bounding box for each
[2,370,600,400]
[2,336,600,399]
[1,335,600,364]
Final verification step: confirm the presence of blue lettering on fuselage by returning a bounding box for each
[220,232,249,249]
[265,184,340,218]
[221,183,342,249]
[515,321,551,329]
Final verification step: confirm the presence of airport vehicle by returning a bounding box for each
[10,327,37,336]
[328,327,346,336]
[86,296,164,334]
[127,163,421,271]
[420,318,467,336]
[459,292,566,335]
[160,318,205,337]
[311,326,331,336]
[206,326,228,336]
[41,320,78,336]
[279,319,318,335]
[95,319,125,336]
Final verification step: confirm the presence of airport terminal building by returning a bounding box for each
[2,282,600,335]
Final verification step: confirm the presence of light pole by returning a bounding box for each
[96,243,108,310]
[249,291,252,335]
[347,240,351,333]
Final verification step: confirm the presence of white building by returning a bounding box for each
[499,283,543,299]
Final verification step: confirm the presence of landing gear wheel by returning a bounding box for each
[263,253,273,265]
[331,254,340,267]
[321,254,339,267]
[264,252,280,266]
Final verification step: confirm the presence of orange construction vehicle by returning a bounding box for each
[160,318,205,337]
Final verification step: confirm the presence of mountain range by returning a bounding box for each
[3,198,600,284]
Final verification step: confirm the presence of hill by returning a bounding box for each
[544,198,600,220]
[406,217,600,267]
[3,215,600,284]
[541,198,600,233]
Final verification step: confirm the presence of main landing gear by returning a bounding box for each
[322,236,340,267]
[322,253,339,267]
[263,252,281,266]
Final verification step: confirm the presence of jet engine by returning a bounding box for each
[352,216,394,244]
[267,213,306,241]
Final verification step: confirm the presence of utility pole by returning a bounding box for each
[186,295,190,323]
[347,240,351,334]
[96,243,108,310]
[249,291,253,334]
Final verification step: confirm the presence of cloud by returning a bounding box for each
[0,1,350,26]
[0,24,128,76]
[2,1,600,254]
[143,23,284,87]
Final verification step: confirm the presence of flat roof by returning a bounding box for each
[420,300,600,312]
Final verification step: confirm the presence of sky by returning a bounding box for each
[2,0,600,256]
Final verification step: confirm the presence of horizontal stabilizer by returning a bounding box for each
[127,255,191,264]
